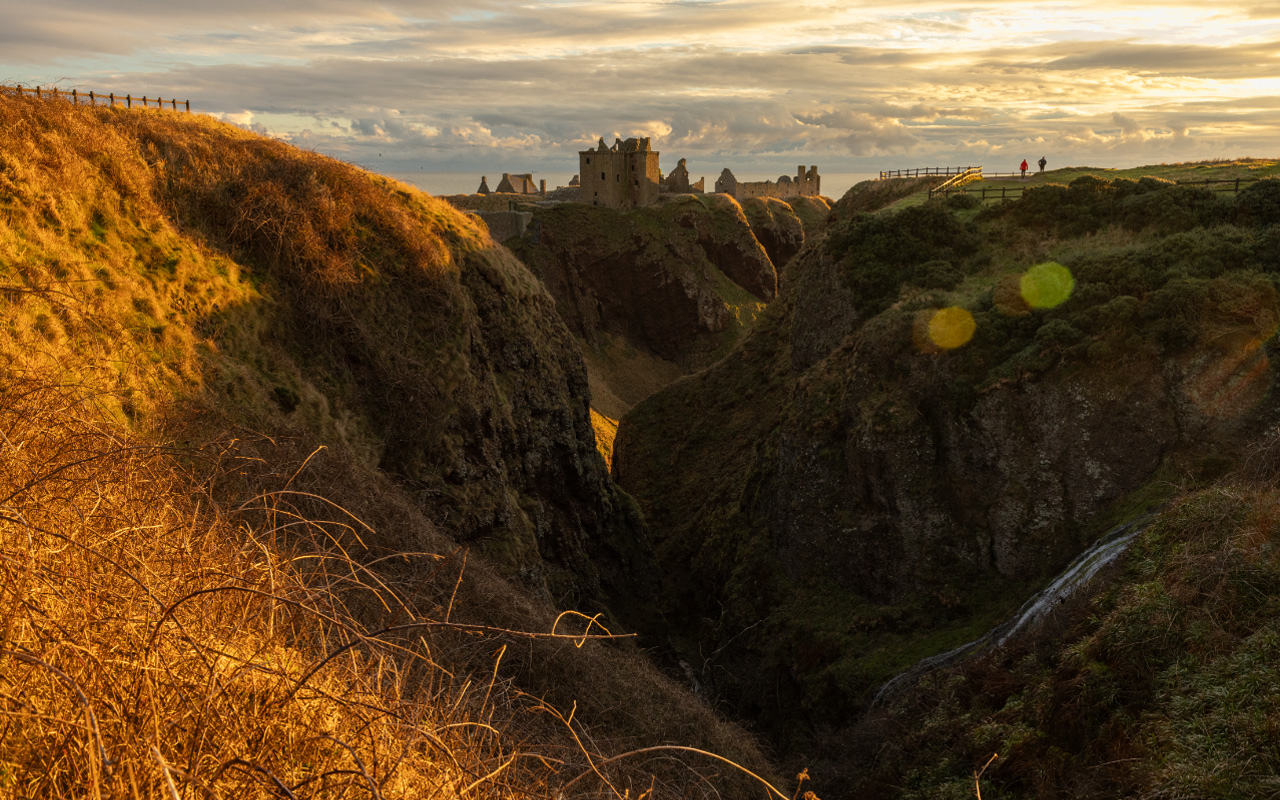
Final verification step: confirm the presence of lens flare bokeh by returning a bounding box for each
[1020,262,1074,309]
[927,306,976,349]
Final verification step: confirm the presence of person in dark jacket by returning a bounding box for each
[1038,156,1047,173]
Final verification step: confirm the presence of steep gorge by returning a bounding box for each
[613,173,1280,790]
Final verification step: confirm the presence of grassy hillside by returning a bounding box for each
[614,163,1280,790]
[0,92,779,798]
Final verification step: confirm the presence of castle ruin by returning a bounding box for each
[660,158,705,194]
[714,166,821,200]
[480,173,545,195]
[470,143,820,211]
[579,137,661,211]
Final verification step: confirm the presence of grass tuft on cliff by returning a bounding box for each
[0,91,777,799]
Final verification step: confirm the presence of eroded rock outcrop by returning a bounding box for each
[507,194,776,374]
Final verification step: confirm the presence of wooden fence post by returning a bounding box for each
[127,94,131,108]
[185,100,190,112]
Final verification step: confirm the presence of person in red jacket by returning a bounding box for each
[1020,159,1028,178]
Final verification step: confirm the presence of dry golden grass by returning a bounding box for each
[588,409,618,470]
[0,366,789,799]
[0,91,789,800]
[0,376,553,797]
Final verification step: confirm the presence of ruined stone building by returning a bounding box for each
[476,173,546,195]
[496,173,546,195]
[660,158,705,194]
[714,165,821,200]
[579,137,661,210]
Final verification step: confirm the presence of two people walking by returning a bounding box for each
[1020,156,1048,178]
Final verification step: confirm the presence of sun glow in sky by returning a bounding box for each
[3,0,1278,190]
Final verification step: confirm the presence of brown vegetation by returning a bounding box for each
[0,92,780,799]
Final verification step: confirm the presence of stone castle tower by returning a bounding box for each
[579,137,660,211]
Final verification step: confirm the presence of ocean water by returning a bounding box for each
[382,170,878,202]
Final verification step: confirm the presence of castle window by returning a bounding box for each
[585,157,591,164]
[634,179,639,186]
[601,172,606,181]
[616,174,620,182]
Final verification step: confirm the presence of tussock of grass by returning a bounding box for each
[0,375,784,798]
[0,92,785,800]
[0,379,531,797]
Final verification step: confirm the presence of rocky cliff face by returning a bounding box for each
[502,194,780,429]
[508,195,775,366]
[504,193,830,419]
[740,195,831,273]
[115,111,657,614]
[614,176,1280,749]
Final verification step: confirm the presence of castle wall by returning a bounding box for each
[474,210,533,242]
[716,165,822,200]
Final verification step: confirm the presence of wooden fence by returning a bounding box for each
[2,84,189,112]
[931,176,1267,204]
[878,166,976,180]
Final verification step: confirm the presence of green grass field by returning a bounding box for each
[879,158,1280,212]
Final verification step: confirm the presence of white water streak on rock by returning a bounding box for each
[870,515,1153,709]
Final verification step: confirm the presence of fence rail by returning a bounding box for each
[932,176,1267,204]
[878,166,975,180]
[928,167,983,199]
[2,84,189,112]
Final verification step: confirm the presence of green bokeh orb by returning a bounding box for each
[1020,262,1074,309]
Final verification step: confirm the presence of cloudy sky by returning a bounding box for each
[4,0,1279,194]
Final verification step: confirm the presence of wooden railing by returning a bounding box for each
[928,167,983,199]
[1175,177,1264,193]
[931,176,1268,203]
[878,166,975,180]
[2,84,189,112]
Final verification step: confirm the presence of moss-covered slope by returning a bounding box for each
[613,171,1280,769]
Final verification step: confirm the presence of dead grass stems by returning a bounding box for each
[0,374,788,799]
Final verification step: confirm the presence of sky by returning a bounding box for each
[3,0,1279,196]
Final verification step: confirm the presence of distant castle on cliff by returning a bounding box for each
[578,137,820,210]
[471,136,821,211]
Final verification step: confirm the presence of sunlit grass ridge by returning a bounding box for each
[0,92,777,798]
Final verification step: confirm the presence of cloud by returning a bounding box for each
[3,0,1280,174]
[1112,111,1142,137]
